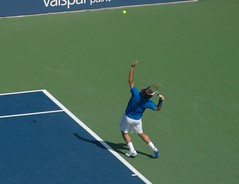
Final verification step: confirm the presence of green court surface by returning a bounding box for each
[0,0,239,183]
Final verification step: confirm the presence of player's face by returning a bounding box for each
[141,88,152,98]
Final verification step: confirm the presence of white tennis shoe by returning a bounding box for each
[125,151,137,158]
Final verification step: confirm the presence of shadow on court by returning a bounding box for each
[74,133,153,158]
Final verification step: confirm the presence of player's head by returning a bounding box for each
[141,86,153,98]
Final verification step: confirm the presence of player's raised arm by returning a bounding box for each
[128,60,138,89]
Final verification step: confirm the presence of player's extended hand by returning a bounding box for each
[131,60,138,67]
[159,94,165,100]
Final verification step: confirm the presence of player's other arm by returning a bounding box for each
[156,95,165,111]
[128,60,138,88]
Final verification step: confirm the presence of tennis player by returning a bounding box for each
[120,60,165,158]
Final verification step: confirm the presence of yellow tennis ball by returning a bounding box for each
[122,10,127,15]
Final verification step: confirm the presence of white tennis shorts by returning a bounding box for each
[120,114,143,134]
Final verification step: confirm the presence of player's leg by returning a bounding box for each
[138,132,151,144]
[132,120,151,144]
[120,131,137,157]
[119,115,137,157]
[121,131,131,143]
[138,132,160,158]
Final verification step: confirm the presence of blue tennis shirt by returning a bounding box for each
[125,86,157,120]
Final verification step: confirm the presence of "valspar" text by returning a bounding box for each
[43,0,85,9]
[43,0,111,9]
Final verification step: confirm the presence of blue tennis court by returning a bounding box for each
[0,90,151,184]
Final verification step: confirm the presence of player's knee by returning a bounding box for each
[138,132,145,137]
[121,131,130,139]
[121,130,127,135]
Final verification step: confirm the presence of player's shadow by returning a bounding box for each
[74,133,153,158]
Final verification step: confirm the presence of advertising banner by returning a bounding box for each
[0,0,195,18]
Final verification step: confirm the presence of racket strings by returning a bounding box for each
[145,85,159,96]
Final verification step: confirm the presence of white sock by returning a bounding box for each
[127,142,136,153]
[148,142,158,151]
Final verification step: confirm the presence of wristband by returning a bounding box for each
[158,99,163,106]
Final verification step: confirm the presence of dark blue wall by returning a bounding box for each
[0,0,191,17]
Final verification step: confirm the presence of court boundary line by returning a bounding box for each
[0,89,44,96]
[0,89,152,184]
[0,110,64,119]
[0,0,198,19]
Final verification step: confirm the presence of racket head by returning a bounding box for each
[144,85,159,96]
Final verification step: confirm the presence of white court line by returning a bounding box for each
[0,89,44,96]
[0,110,64,119]
[0,89,152,183]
